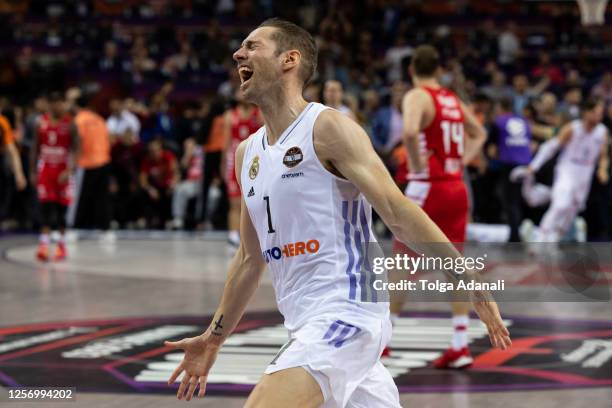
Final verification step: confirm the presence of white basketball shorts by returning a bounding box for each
[264,314,400,407]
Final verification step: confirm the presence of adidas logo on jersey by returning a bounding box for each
[247,187,255,197]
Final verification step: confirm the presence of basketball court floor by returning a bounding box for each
[0,232,611,407]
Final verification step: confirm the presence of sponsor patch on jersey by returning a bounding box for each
[249,156,260,180]
[281,172,304,179]
[283,147,303,168]
[247,186,255,197]
[262,239,320,263]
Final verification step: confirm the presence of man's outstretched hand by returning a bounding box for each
[471,290,512,350]
[164,333,221,401]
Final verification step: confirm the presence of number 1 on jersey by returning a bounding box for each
[264,196,275,234]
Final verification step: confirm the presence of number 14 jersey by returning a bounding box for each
[408,86,465,181]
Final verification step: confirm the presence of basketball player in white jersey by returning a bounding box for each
[164,19,511,407]
[511,97,609,242]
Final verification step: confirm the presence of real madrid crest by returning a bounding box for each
[249,155,260,180]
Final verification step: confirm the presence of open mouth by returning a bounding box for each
[238,66,254,85]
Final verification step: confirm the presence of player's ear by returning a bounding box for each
[282,50,301,72]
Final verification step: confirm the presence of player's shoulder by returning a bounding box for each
[404,86,430,98]
[402,87,433,107]
[313,108,371,164]
[315,108,363,141]
[317,106,345,124]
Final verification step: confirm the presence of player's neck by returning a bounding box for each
[415,77,440,89]
[259,92,308,146]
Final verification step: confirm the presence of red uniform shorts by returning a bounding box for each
[394,179,468,252]
[37,164,72,206]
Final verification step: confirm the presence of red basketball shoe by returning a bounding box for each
[36,244,49,262]
[433,347,473,369]
[54,244,67,261]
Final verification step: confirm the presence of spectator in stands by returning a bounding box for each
[481,70,513,102]
[531,52,564,86]
[498,21,521,67]
[139,137,178,229]
[536,92,562,128]
[106,98,141,144]
[174,101,203,149]
[370,81,408,156]
[110,121,144,229]
[323,79,355,119]
[127,36,157,84]
[172,138,204,229]
[565,69,585,91]
[162,39,201,80]
[142,94,175,148]
[99,41,121,73]
[558,86,582,123]
[72,96,112,233]
[360,89,380,127]
[592,71,612,105]
[384,36,413,83]
[511,74,549,115]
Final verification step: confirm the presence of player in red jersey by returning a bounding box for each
[31,93,79,261]
[388,45,486,368]
[222,91,262,247]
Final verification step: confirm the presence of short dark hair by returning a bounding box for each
[411,45,440,78]
[581,96,602,113]
[258,18,317,88]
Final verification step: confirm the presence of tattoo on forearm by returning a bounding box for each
[211,315,224,336]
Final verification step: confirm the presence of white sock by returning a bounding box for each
[39,233,50,245]
[389,313,399,327]
[451,315,469,350]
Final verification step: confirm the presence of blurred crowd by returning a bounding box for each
[1,0,612,239]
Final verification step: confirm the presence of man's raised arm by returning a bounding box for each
[314,109,511,350]
[164,138,267,401]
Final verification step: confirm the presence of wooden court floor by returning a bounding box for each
[0,233,611,407]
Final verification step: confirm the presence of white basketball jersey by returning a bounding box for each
[241,102,387,331]
[558,120,606,169]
